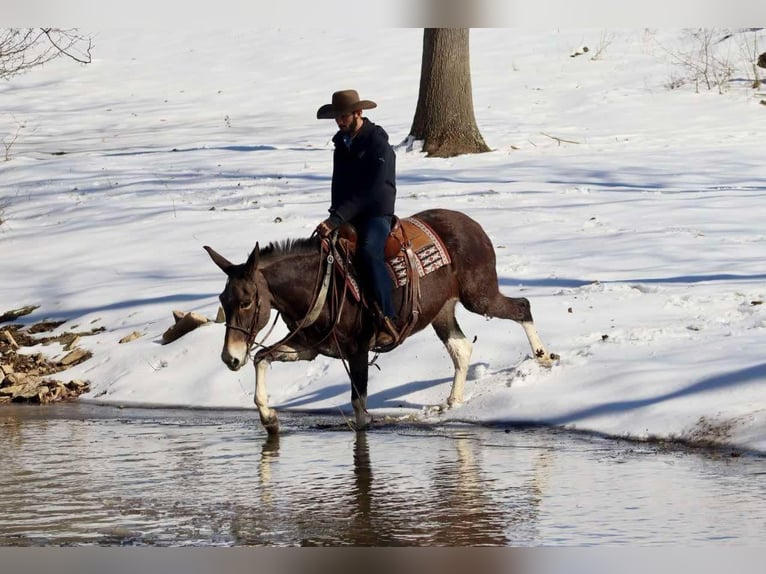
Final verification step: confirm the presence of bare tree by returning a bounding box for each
[2,120,24,161]
[0,28,92,80]
[589,31,616,61]
[0,197,8,227]
[735,29,762,89]
[409,28,490,158]
[659,29,735,94]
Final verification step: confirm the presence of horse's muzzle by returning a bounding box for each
[221,331,250,371]
[223,356,243,371]
[221,347,248,371]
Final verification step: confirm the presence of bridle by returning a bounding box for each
[222,278,267,350]
[222,234,341,361]
[222,234,377,409]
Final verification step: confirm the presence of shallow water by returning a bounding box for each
[1,403,764,546]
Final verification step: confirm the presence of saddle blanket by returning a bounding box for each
[336,216,452,301]
[386,216,452,288]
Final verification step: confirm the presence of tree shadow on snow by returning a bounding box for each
[543,362,766,426]
[499,273,766,289]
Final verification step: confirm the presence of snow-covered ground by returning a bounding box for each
[1,28,765,452]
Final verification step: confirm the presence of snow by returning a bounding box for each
[1,28,765,453]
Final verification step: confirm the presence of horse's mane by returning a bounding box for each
[258,236,320,262]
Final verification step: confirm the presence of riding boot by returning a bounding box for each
[374,315,400,350]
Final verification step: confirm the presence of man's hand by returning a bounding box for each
[315,218,339,238]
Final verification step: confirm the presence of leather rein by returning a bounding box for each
[227,233,348,362]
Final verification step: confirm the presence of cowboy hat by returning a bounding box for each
[316,90,377,119]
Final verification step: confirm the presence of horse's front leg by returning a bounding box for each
[253,356,279,434]
[253,343,318,435]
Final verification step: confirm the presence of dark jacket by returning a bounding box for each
[327,118,396,226]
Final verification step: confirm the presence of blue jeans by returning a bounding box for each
[355,216,395,318]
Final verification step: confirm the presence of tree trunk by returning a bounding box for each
[409,28,490,158]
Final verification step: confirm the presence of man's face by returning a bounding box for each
[335,110,361,133]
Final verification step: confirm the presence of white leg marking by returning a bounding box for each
[254,358,275,423]
[446,336,473,406]
[521,321,555,367]
[252,344,316,433]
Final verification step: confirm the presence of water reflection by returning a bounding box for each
[237,430,531,546]
[0,404,765,546]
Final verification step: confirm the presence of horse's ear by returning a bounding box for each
[245,242,260,277]
[204,245,234,275]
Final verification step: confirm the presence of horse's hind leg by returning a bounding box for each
[431,299,473,407]
[521,321,558,366]
[254,344,318,435]
[460,285,557,367]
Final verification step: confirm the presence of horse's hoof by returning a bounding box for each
[535,352,559,368]
[423,404,440,417]
[424,402,459,416]
[262,417,280,435]
[352,414,371,431]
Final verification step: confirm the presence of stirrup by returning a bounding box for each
[373,316,400,351]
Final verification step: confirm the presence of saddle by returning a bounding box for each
[331,216,452,349]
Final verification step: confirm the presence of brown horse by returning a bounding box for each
[205,208,557,434]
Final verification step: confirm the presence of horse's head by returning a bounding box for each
[204,243,272,371]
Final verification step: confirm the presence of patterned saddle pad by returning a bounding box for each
[334,216,452,301]
[385,216,451,288]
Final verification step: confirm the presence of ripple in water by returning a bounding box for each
[1,403,765,546]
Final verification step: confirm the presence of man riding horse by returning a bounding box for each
[314,89,400,349]
[204,94,559,434]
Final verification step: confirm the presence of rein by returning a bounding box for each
[228,232,383,378]
[245,234,343,361]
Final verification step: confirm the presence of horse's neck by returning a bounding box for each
[259,252,321,317]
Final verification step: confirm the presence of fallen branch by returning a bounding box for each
[540,132,581,145]
[1,318,94,405]
[0,305,39,324]
[162,310,209,344]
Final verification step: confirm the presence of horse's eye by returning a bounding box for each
[239,300,253,310]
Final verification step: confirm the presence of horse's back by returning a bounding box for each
[411,208,496,262]
[412,208,480,229]
[408,208,500,304]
